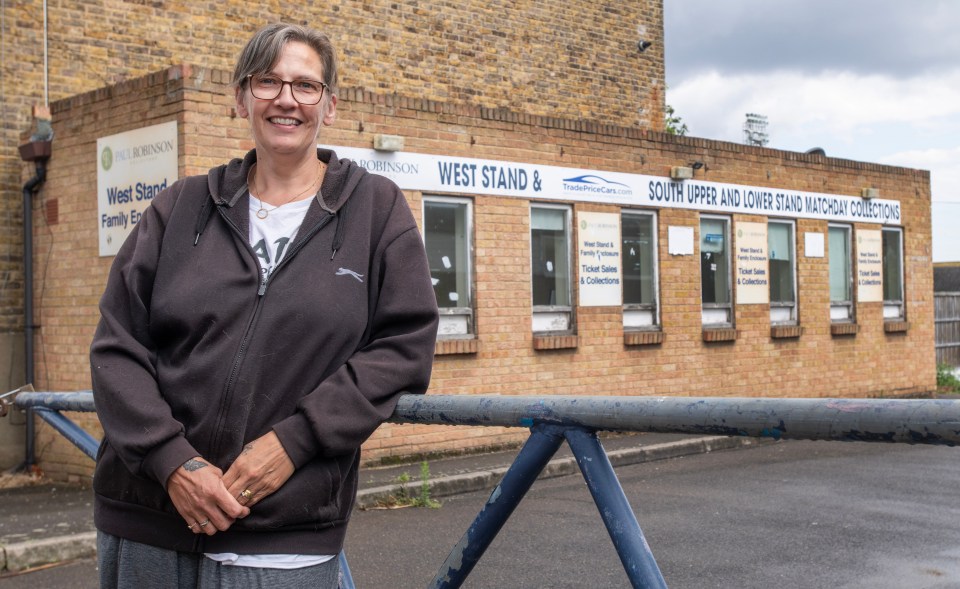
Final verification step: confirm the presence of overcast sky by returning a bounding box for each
[664,0,960,262]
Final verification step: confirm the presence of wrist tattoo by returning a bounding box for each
[242,443,254,455]
[182,459,208,472]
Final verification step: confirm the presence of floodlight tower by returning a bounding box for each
[743,113,769,147]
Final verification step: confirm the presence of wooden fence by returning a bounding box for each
[935,293,960,368]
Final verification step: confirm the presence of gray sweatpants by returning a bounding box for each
[97,532,340,589]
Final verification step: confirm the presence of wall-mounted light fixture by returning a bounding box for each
[374,134,404,152]
[669,161,706,180]
[637,39,652,53]
[861,187,880,200]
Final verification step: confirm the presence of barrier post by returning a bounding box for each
[429,423,565,588]
[565,427,667,589]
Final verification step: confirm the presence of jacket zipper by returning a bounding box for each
[206,209,264,455]
[257,213,335,295]
[206,207,335,455]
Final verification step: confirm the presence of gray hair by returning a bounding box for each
[232,23,338,96]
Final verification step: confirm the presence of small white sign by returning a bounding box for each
[97,121,178,256]
[577,212,622,307]
[804,232,825,258]
[668,226,694,255]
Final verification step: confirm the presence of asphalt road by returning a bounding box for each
[4,439,960,588]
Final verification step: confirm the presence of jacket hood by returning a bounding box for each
[207,147,365,213]
[195,148,368,257]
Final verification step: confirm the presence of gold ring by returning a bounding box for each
[187,523,196,530]
[199,519,210,528]
[240,489,253,500]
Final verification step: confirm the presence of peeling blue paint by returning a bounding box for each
[760,428,782,440]
[843,430,896,443]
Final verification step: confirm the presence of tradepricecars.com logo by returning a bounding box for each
[101,146,113,171]
[562,174,633,197]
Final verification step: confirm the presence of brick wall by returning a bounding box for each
[29,65,934,480]
[2,0,664,389]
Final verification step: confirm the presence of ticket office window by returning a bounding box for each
[621,211,659,329]
[700,216,732,326]
[768,220,797,324]
[424,197,474,337]
[882,227,905,320]
[531,204,573,333]
[828,224,855,322]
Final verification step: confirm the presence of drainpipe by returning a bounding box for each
[18,137,52,471]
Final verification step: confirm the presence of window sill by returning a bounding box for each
[533,334,579,350]
[884,321,910,334]
[830,323,859,337]
[435,338,480,355]
[702,328,737,343]
[624,330,665,346]
[771,325,803,339]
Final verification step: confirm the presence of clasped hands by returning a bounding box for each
[167,430,295,536]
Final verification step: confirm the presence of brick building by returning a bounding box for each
[2,2,933,480]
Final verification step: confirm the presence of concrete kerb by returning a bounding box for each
[2,531,97,573]
[0,435,762,573]
[355,435,763,509]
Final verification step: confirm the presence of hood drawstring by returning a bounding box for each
[194,198,215,246]
[331,204,347,260]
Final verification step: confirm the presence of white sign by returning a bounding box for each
[322,145,902,226]
[577,212,622,307]
[804,232,825,258]
[735,222,769,305]
[856,229,884,302]
[98,121,178,256]
[668,226,694,256]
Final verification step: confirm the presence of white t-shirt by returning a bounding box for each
[204,192,334,569]
[248,194,313,283]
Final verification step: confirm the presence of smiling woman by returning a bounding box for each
[90,23,439,589]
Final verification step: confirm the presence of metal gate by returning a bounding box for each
[935,292,960,368]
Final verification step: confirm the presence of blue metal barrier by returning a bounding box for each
[7,390,960,589]
[9,390,99,459]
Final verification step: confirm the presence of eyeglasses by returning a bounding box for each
[247,74,328,105]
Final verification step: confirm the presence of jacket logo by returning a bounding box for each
[336,267,364,283]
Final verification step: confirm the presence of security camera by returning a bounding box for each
[637,40,652,52]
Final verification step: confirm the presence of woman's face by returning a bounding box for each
[235,41,337,160]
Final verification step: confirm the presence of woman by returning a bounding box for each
[91,23,438,587]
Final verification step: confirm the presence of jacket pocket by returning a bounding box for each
[93,443,175,513]
[238,456,346,530]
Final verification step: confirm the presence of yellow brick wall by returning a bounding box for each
[30,64,934,480]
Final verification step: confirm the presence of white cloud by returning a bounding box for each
[668,68,960,202]
[669,69,960,148]
[665,0,960,79]
[879,147,960,204]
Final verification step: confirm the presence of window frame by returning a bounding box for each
[530,203,574,334]
[882,226,905,320]
[767,218,798,325]
[620,209,660,330]
[423,195,476,339]
[828,223,855,323]
[700,214,733,327]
